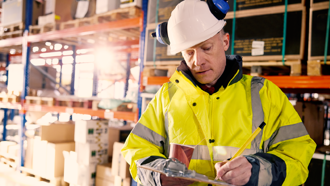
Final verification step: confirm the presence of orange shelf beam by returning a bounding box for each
[263,76,330,89]
[24,105,138,122]
[143,76,330,89]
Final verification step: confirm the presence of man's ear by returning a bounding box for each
[223,33,230,51]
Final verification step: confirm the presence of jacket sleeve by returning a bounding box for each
[121,84,170,185]
[245,79,316,186]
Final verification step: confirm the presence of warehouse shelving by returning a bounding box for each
[0,18,142,48]
[0,1,149,181]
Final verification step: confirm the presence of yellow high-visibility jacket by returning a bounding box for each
[122,55,316,186]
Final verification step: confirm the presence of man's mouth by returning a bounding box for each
[196,70,210,74]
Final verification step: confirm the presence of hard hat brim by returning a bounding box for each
[169,20,226,55]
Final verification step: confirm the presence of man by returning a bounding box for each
[122,0,316,185]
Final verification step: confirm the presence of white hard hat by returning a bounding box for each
[168,0,226,55]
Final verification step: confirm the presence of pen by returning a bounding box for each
[229,122,266,161]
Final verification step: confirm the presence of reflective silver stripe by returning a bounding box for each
[263,122,308,151]
[251,76,265,152]
[168,82,178,101]
[191,145,211,160]
[132,123,165,147]
[213,146,258,161]
[164,111,170,157]
[252,155,273,186]
[164,82,178,157]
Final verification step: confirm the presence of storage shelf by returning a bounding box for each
[0,103,138,122]
[24,104,138,122]
[143,76,330,89]
[0,17,142,48]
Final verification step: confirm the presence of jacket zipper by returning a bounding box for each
[209,94,216,177]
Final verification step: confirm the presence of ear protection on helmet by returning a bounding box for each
[151,0,230,45]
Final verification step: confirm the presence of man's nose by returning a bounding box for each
[193,50,205,66]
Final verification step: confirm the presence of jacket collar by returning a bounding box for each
[175,55,243,93]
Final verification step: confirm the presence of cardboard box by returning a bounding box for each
[96,0,120,14]
[72,0,96,19]
[0,141,16,154]
[112,142,130,179]
[63,151,79,184]
[120,0,141,8]
[7,64,57,92]
[75,120,108,144]
[78,163,97,186]
[76,142,108,166]
[114,176,130,186]
[41,0,74,25]
[24,138,34,169]
[96,177,114,186]
[45,142,75,178]
[32,137,48,177]
[1,0,43,27]
[96,163,114,182]
[108,125,132,157]
[37,123,75,143]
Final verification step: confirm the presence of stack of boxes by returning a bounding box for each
[64,120,109,186]
[24,123,75,180]
[95,142,131,186]
[111,142,131,186]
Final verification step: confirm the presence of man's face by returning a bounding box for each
[181,32,230,86]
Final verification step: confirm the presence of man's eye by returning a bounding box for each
[204,47,211,51]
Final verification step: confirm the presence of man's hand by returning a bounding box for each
[160,174,195,186]
[215,156,252,186]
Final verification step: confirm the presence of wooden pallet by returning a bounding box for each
[108,27,141,41]
[307,61,330,76]
[20,167,64,186]
[25,96,55,106]
[2,22,24,33]
[243,60,302,76]
[29,23,59,35]
[0,156,17,169]
[94,6,142,24]
[0,94,21,103]
[55,96,95,108]
[60,17,96,30]
[0,30,23,40]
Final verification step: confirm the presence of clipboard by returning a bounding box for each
[138,158,235,186]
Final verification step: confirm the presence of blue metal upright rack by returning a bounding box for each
[18,0,34,168]
[133,0,149,185]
